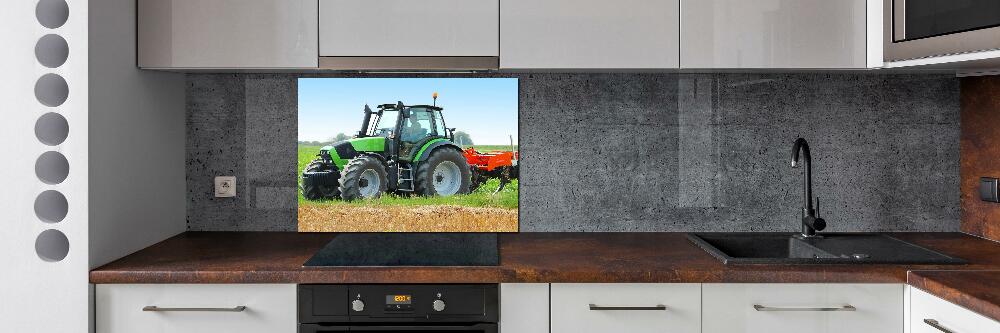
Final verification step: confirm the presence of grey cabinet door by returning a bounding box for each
[319,0,499,57]
[138,0,318,69]
[501,0,680,69]
[681,0,868,69]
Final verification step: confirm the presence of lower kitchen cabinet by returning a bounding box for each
[909,286,1000,333]
[550,283,701,333]
[94,282,998,333]
[96,284,297,333]
[702,283,904,333]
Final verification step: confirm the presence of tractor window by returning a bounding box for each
[433,110,446,137]
[400,109,433,143]
[372,110,399,137]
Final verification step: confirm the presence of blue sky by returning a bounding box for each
[299,78,518,145]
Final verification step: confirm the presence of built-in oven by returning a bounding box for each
[885,0,1000,61]
[298,284,498,333]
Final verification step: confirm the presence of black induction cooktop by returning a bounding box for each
[303,233,499,267]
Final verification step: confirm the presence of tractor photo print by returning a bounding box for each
[297,78,519,232]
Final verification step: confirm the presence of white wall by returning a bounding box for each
[1,0,185,331]
[0,0,90,331]
[88,0,187,271]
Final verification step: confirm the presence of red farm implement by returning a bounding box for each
[463,147,519,193]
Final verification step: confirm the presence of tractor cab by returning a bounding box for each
[359,102,452,162]
[363,104,397,138]
[399,105,449,159]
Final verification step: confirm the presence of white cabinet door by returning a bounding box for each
[551,283,701,333]
[501,0,680,69]
[910,287,1000,333]
[319,0,499,57]
[702,283,904,333]
[96,284,297,333]
[680,0,868,68]
[137,0,318,69]
[500,283,548,333]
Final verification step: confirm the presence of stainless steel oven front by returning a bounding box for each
[884,0,1000,61]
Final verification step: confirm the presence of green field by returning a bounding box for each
[297,145,518,209]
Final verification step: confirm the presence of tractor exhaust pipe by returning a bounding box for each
[509,135,515,155]
[358,104,373,137]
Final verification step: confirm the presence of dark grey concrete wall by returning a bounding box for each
[186,73,960,232]
[186,75,299,231]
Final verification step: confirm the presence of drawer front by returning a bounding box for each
[910,287,1000,333]
[703,283,903,333]
[551,283,701,333]
[96,284,297,333]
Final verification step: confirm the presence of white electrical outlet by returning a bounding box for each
[215,176,236,198]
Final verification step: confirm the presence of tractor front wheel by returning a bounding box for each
[415,147,471,196]
[301,159,340,200]
[338,155,388,200]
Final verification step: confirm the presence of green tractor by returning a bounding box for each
[300,98,472,200]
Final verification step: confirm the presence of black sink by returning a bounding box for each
[687,233,966,265]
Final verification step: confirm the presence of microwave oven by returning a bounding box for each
[884,0,1000,62]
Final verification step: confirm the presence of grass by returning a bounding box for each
[297,144,518,209]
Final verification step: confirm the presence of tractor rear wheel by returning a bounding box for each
[301,159,340,200]
[414,147,471,196]
[338,155,388,200]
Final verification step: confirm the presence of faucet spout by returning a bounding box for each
[791,138,812,209]
[791,138,825,237]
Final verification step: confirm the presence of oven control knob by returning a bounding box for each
[351,299,365,312]
[432,299,446,312]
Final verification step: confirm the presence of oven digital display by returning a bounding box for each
[386,295,412,305]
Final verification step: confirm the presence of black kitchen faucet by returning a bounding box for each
[791,138,826,238]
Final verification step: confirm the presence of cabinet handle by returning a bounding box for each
[923,319,955,333]
[589,304,667,311]
[142,306,247,312]
[753,304,856,312]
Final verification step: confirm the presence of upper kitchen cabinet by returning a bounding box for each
[501,0,680,69]
[318,0,500,70]
[138,0,318,69]
[681,0,875,69]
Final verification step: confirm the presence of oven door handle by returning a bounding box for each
[346,323,497,331]
[298,325,349,333]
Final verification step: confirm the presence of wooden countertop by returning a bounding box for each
[91,232,1000,284]
[908,270,1000,323]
